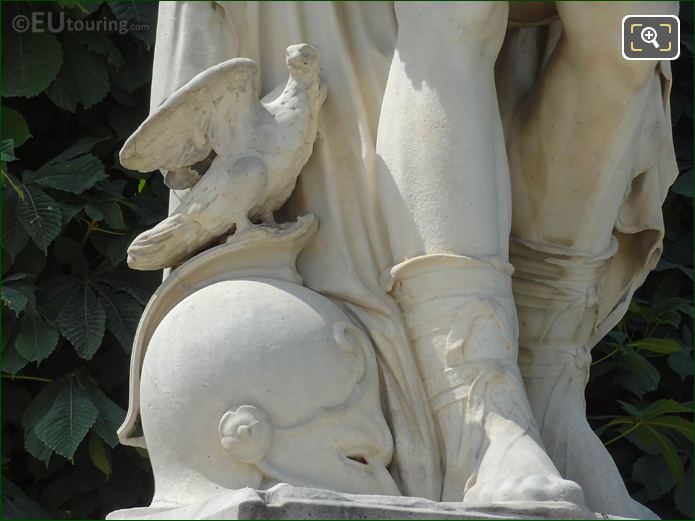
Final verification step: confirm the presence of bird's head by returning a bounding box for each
[286,44,320,81]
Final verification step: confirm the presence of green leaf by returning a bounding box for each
[649,415,695,442]
[659,310,681,328]
[2,31,63,98]
[99,278,150,305]
[24,136,109,197]
[2,343,29,375]
[642,424,685,483]
[655,258,695,281]
[25,429,53,466]
[1,138,16,162]
[2,107,31,147]
[82,382,126,447]
[45,35,110,111]
[16,185,62,252]
[606,330,627,344]
[37,275,81,321]
[625,424,662,455]
[629,338,681,354]
[22,381,63,463]
[85,202,104,221]
[617,400,643,417]
[619,349,661,397]
[605,416,634,428]
[101,201,126,229]
[96,178,127,197]
[59,201,84,226]
[56,285,106,360]
[14,313,59,364]
[108,2,158,45]
[72,31,124,68]
[2,191,30,262]
[22,381,63,431]
[2,280,36,315]
[628,299,650,318]
[50,136,108,163]
[91,233,132,265]
[668,348,694,379]
[34,379,98,460]
[671,170,693,198]
[88,430,112,477]
[24,154,107,194]
[632,455,677,501]
[1,286,28,315]
[96,286,142,352]
[651,296,691,316]
[639,399,691,419]
[57,1,101,15]
[135,446,149,460]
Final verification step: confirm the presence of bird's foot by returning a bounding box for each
[260,212,278,227]
[233,214,254,235]
[127,214,211,270]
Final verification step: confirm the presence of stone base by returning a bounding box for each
[107,484,616,520]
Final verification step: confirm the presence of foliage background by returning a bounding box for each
[0,1,692,519]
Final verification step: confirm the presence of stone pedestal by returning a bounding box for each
[107,485,614,520]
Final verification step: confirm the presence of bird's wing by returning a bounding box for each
[120,58,259,173]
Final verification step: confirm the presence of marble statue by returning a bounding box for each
[110,2,679,519]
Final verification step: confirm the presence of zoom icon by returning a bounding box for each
[623,15,680,60]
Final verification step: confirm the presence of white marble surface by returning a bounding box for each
[108,484,610,520]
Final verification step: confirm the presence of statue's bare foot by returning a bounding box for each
[461,416,587,515]
[128,214,210,270]
[464,474,586,511]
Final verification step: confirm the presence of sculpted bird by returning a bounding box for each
[120,44,326,270]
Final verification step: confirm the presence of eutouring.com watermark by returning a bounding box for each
[12,12,148,35]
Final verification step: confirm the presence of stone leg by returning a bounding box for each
[383,255,584,512]
[509,0,678,253]
[508,1,677,518]
[377,2,585,509]
[510,238,658,518]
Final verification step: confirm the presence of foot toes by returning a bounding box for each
[513,475,584,503]
[464,474,585,507]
